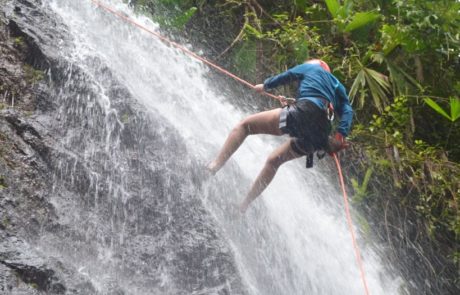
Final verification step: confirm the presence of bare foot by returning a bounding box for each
[206,161,218,176]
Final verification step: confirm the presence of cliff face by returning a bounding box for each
[0,8,55,295]
[0,1,245,294]
[0,2,93,293]
[7,0,455,294]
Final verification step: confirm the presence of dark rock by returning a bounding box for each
[0,0,245,294]
[0,233,62,293]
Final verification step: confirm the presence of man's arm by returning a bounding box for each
[328,90,353,154]
[263,64,304,90]
[336,84,353,137]
[337,102,353,137]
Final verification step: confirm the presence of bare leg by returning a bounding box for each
[207,108,283,174]
[239,139,303,213]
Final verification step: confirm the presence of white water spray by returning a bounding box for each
[46,0,403,294]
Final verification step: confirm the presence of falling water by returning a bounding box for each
[14,0,404,293]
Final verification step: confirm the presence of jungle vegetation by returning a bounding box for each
[130,0,459,292]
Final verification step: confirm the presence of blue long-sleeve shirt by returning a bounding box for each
[263,63,353,136]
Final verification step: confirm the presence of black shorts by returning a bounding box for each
[279,100,331,155]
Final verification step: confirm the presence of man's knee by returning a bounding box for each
[235,119,251,136]
[266,153,284,169]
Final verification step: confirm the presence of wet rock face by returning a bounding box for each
[0,0,244,294]
[0,233,66,294]
[0,5,65,292]
[0,2,78,293]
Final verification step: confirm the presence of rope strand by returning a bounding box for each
[90,0,281,102]
[333,153,371,295]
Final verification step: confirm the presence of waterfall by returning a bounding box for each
[11,0,403,293]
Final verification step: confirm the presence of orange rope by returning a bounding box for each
[333,153,371,295]
[91,1,371,293]
[90,0,282,102]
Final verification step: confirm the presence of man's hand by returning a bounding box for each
[279,96,296,107]
[279,96,288,107]
[328,132,349,154]
[254,84,265,93]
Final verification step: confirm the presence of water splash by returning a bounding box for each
[37,0,404,293]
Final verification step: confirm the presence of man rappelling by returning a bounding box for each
[206,59,353,213]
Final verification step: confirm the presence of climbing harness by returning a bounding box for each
[90,1,371,294]
[305,97,335,168]
[317,97,335,121]
[305,150,327,168]
[327,103,335,121]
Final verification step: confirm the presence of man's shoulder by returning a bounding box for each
[290,64,326,78]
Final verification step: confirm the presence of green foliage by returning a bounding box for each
[24,110,34,117]
[351,167,373,203]
[325,0,340,18]
[133,0,198,29]
[233,40,257,75]
[344,12,380,33]
[349,66,391,112]
[0,175,7,189]
[170,6,197,28]
[242,11,331,69]
[262,15,322,64]
[368,96,410,140]
[353,96,459,260]
[23,64,44,84]
[390,0,460,55]
[295,0,308,12]
[384,57,423,96]
[13,36,25,47]
[2,217,10,228]
[324,0,380,33]
[354,212,371,237]
[424,97,460,122]
[121,113,130,124]
[244,23,263,39]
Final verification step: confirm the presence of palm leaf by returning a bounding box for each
[424,98,451,121]
[172,7,197,28]
[349,67,390,111]
[381,24,401,56]
[325,0,341,18]
[295,0,308,11]
[344,12,380,32]
[349,69,366,108]
[450,97,460,122]
[366,68,390,89]
[384,59,423,97]
[364,74,386,112]
[364,68,390,112]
